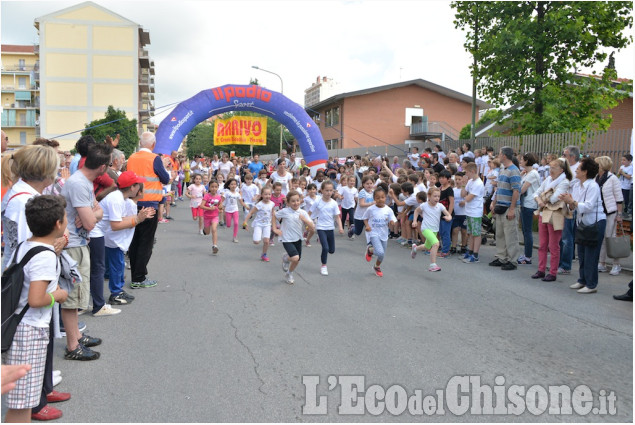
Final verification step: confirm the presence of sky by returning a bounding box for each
[2,0,634,125]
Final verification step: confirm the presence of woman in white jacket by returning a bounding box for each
[594,156,624,276]
[531,158,572,281]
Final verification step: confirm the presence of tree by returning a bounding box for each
[81,106,139,157]
[459,109,503,139]
[452,1,633,135]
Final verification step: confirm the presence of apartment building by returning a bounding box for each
[304,76,341,108]
[30,1,154,150]
[1,44,40,146]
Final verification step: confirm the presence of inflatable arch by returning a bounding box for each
[154,84,328,176]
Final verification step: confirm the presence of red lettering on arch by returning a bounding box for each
[235,87,245,97]
[224,87,235,101]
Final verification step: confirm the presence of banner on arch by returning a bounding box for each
[214,116,267,146]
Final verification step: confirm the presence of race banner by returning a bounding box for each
[214,116,267,146]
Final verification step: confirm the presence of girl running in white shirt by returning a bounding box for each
[411,187,452,272]
[223,178,247,243]
[303,183,318,247]
[243,186,274,262]
[362,184,397,277]
[338,176,358,231]
[272,191,315,284]
[186,174,205,234]
[309,181,344,276]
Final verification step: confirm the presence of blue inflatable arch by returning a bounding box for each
[154,84,328,176]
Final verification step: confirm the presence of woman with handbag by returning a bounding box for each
[594,156,625,276]
[559,157,606,294]
[518,153,541,265]
[532,158,572,281]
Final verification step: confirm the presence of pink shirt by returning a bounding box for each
[202,193,222,218]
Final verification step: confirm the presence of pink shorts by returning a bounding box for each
[204,216,219,228]
[191,207,203,218]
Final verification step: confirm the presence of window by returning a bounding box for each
[325,139,339,150]
[325,106,340,127]
[18,77,27,89]
[20,131,26,145]
[18,59,25,70]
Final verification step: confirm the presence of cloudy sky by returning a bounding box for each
[2,0,634,124]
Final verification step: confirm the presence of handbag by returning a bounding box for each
[606,221,631,259]
[574,186,600,247]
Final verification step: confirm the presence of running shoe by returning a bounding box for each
[411,244,418,259]
[320,265,328,276]
[373,265,383,277]
[261,253,269,262]
[428,264,441,272]
[365,245,373,262]
[282,254,290,272]
[285,272,295,285]
[212,245,219,254]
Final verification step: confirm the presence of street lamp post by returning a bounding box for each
[252,66,284,154]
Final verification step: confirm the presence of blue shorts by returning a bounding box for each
[452,215,467,230]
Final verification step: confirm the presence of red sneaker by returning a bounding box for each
[46,390,71,403]
[373,265,383,277]
[365,245,373,262]
[32,405,63,421]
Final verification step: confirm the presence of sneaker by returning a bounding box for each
[165,215,174,220]
[598,264,608,273]
[159,218,169,223]
[365,245,373,262]
[46,390,71,403]
[92,304,121,316]
[347,228,354,238]
[109,292,135,305]
[462,255,478,263]
[305,240,312,247]
[60,321,86,337]
[77,308,87,316]
[373,265,383,277]
[459,246,467,254]
[199,229,204,235]
[541,274,557,282]
[531,271,546,279]
[77,334,102,347]
[428,264,441,272]
[53,374,62,387]
[577,286,597,294]
[64,344,100,361]
[130,279,157,289]
[557,267,571,275]
[450,247,457,254]
[261,253,270,262]
[320,265,328,276]
[501,262,517,271]
[609,264,622,276]
[125,261,131,270]
[570,282,585,289]
[233,238,239,243]
[517,256,532,265]
[396,237,406,244]
[212,245,219,254]
[31,405,63,421]
[411,244,418,259]
[285,272,295,285]
[282,254,290,272]
[438,252,451,258]
[53,370,61,378]
[489,258,504,267]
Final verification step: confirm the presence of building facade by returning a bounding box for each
[1,45,40,146]
[33,1,154,150]
[304,76,341,108]
[306,79,488,150]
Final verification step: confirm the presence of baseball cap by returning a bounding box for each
[117,171,146,189]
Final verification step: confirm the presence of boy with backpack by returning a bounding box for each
[4,195,68,423]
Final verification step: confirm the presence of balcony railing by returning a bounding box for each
[2,64,38,72]
[410,121,459,141]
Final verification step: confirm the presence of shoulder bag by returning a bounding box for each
[574,186,600,247]
[606,221,631,259]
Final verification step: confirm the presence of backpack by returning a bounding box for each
[1,243,54,353]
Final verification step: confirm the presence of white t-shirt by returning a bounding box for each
[255,177,269,190]
[404,194,419,210]
[198,166,209,177]
[223,190,242,213]
[270,171,292,196]
[619,164,633,189]
[453,188,466,216]
[416,183,428,194]
[420,202,446,232]
[338,186,358,210]
[218,161,232,179]
[99,191,137,251]
[275,207,310,242]
[464,178,485,218]
[211,160,220,172]
[362,205,397,241]
[521,169,541,209]
[252,201,274,228]
[1,179,39,270]
[303,195,318,212]
[241,183,260,206]
[14,241,59,328]
[310,198,340,230]
[188,184,205,208]
[354,188,374,219]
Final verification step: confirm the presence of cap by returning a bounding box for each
[117,171,146,189]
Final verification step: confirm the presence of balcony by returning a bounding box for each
[410,120,459,142]
[1,115,37,127]
[139,49,150,68]
[2,64,38,72]
[138,27,151,46]
[149,60,155,75]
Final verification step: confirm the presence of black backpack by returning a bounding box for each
[1,243,54,353]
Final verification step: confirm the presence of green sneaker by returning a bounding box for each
[130,279,157,289]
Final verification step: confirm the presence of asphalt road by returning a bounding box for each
[5,199,633,422]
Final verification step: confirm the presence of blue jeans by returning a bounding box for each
[577,219,607,289]
[439,219,452,254]
[520,206,536,258]
[317,229,335,264]
[559,213,577,271]
[622,189,632,215]
[369,235,388,263]
[88,236,105,314]
[105,247,125,296]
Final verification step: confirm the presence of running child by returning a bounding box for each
[186,174,205,234]
[349,175,375,245]
[338,176,358,231]
[303,183,318,246]
[255,169,269,190]
[309,181,344,276]
[243,186,274,261]
[241,173,260,211]
[411,187,452,272]
[199,179,223,254]
[223,178,247,243]
[460,163,485,263]
[272,190,315,284]
[362,185,397,277]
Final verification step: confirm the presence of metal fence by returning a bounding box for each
[260,129,633,172]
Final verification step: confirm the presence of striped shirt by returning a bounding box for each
[495,164,521,207]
